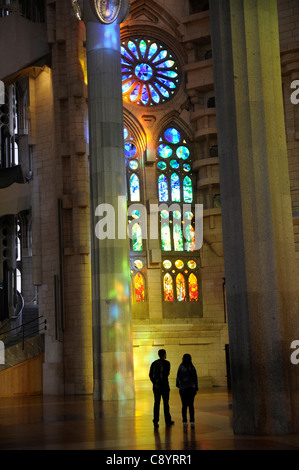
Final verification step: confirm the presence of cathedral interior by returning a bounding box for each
[0,0,299,451]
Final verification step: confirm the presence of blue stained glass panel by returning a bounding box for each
[141,85,149,104]
[157,60,174,68]
[183,163,191,172]
[171,173,180,202]
[158,174,169,202]
[135,63,153,81]
[130,174,140,201]
[153,50,167,62]
[149,85,160,103]
[129,160,138,170]
[170,159,179,169]
[128,41,139,57]
[122,80,134,93]
[125,142,137,157]
[139,40,147,57]
[176,146,190,160]
[157,161,167,170]
[165,128,181,144]
[130,83,140,101]
[183,176,193,203]
[157,144,172,159]
[148,42,158,59]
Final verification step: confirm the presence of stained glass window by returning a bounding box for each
[130,174,140,201]
[121,38,179,106]
[132,223,142,251]
[161,223,171,251]
[135,273,145,302]
[189,273,198,301]
[162,259,199,302]
[176,273,186,301]
[125,126,141,203]
[173,223,184,251]
[156,126,193,206]
[164,273,174,301]
[158,174,168,202]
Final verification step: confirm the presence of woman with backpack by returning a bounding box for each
[176,353,198,428]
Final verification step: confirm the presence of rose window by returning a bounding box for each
[121,38,180,106]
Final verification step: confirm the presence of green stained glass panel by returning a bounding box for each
[176,273,186,301]
[183,176,193,203]
[161,223,171,251]
[173,223,184,251]
[132,223,142,251]
[171,173,180,202]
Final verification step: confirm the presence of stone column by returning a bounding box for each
[85,21,134,401]
[210,0,299,434]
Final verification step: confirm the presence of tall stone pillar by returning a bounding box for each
[210,0,299,434]
[74,0,134,401]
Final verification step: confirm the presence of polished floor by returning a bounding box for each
[0,387,299,451]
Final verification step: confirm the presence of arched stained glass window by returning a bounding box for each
[162,258,199,302]
[171,173,180,202]
[183,176,193,203]
[158,174,168,202]
[185,224,195,252]
[189,273,198,302]
[176,273,186,301]
[130,174,140,201]
[157,126,193,205]
[132,223,142,251]
[121,38,180,106]
[135,272,145,302]
[164,273,174,301]
[125,126,142,203]
[173,223,184,251]
[161,223,171,251]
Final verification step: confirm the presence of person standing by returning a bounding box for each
[149,349,175,428]
[176,353,198,428]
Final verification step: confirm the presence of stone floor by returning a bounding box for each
[0,387,299,452]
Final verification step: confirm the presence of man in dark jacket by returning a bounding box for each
[149,349,174,428]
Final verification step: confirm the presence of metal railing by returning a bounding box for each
[0,315,47,350]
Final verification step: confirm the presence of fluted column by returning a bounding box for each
[210,0,299,434]
[86,21,134,401]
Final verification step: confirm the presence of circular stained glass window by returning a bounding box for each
[183,163,191,172]
[176,146,190,160]
[158,144,172,159]
[175,259,184,269]
[163,260,172,269]
[164,128,181,144]
[125,142,137,157]
[157,161,167,171]
[187,260,197,269]
[129,160,139,170]
[170,159,179,169]
[134,259,144,269]
[121,38,180,106]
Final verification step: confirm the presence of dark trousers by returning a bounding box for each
[179,388,196,422]
[153,386,172,424]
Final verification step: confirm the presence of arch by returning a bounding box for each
[134,272,145,302]
[163,273,174,301]
[188,273,198,302]
[176,273,186,301]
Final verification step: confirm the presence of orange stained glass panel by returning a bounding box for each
[189,273,198,301]
[135,273,145,302]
